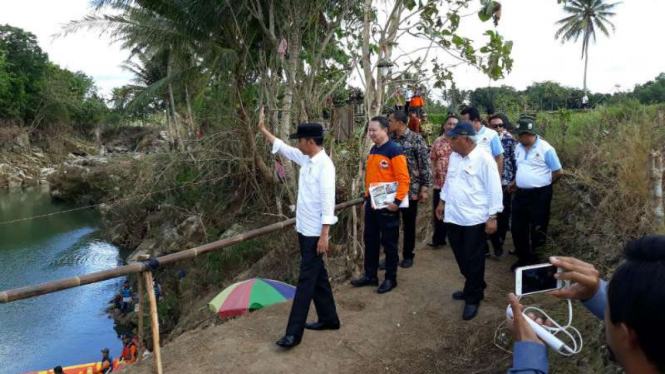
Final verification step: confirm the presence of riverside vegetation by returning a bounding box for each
[1,0,665,371]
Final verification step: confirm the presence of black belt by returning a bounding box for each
[516,185,552,193]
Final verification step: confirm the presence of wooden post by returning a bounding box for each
[143,270,163,374]
[651,150,664,229]
[137,270,145,362]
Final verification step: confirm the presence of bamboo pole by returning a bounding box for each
[143,270,163,374]
[137,257,147,363]
[651,150,664,229]
[0,198,363,304]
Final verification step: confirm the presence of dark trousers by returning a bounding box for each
[489,190,513,252]
[400,199,419,260]
[447,222,487,304]
[364,203,400,280]
[285,234,339,338]
[512,185,553,265]
[431,189,447,245]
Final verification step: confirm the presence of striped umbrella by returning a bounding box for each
[209,278,296,318]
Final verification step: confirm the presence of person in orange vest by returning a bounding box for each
[120,334,137,364]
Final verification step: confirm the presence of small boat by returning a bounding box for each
[22,359,127,374]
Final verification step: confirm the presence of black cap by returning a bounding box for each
[515,115,537,135]
[445,120,476,137]
[288,123,324,139]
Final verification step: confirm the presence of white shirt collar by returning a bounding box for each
[309,149,326,164]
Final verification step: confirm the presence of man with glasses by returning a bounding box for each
[386,110,431,269]
[488,114,517,258]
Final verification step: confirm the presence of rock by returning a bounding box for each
[40,167,56,177]
[97,203,112,216]
[127,239,159,262]
[220,223,244,240]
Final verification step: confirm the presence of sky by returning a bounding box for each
[1,0,664,98]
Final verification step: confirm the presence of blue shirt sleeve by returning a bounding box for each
[508,342,549,374]
[582,280,607,320]
[491,134,504,157]
[544,149,562,171]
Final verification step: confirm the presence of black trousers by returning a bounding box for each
[447,222,487,304]
[400,199,419,260]
[431,189,447,245]
[489,190,513,252]
[285,234,339,338]
[364,203,400,280]
[512,185,553,265]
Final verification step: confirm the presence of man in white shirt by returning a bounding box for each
[506,115,563,272]
[461,107,504,175]
[435,121,503,321]
[258,108,340,349]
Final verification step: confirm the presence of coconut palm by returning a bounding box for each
[554,0,620,92]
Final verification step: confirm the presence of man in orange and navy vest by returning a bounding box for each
[350,116,410,294]
[120,334,137,364]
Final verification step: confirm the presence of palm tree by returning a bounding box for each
[555,0,620,92]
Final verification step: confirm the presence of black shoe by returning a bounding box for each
[350,275,379,287]
[305,321,341,331]
[452,291,465,301]
[377,279,397,294]
[400,258,414,268]
[462,304,479,321]
[378,260,386,271]
[276,335,302,349]
[493,247,504,258]
[427,242,445,249]
[485,252,490,258]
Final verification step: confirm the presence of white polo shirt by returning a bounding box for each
[272,139,338,236]
[515,136,562,189]
[441,147,503,226]
[476,125,504,158]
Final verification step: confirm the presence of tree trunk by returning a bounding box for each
[167,52,183,151]
[185,84,196,135]
[583,45,589,93]
[280,28,301,139]
[650,150,664,229]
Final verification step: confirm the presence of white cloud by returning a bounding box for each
[1,0,663,99]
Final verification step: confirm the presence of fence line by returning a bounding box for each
[0,198,363,304]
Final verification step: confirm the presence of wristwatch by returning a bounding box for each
[488,214,498,220]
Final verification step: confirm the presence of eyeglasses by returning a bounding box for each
[490,123,504,129]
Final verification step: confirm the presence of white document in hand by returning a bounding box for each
[369,182,409,209]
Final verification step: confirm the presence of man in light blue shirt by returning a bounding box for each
[461,107,504,175]
[508,235,665,374]
[507,115,563,272]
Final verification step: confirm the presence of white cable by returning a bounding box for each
[517,285,584,356]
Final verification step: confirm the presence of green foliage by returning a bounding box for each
[0,24,108,130]
[0,24,48,121]
[633,73,665,105]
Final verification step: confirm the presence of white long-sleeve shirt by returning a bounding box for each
[441,146,503,226]
[272,139,338,236]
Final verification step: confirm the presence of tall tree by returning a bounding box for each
[554,0,620,92]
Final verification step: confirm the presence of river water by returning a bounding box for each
[0,188,124,374]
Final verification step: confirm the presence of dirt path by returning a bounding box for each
[126,239,518,374]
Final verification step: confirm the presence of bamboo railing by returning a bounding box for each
[0,198,363,374]
[0,198,363,304]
